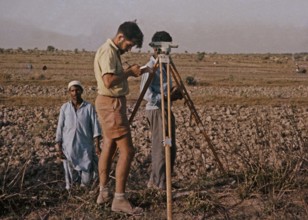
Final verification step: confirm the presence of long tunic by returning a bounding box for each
[56,101,101,172]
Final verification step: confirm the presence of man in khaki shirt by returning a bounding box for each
[94,21,148,215]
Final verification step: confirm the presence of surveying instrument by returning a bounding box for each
[129,42,225,220]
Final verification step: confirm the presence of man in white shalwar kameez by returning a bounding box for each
[55,80,101,189]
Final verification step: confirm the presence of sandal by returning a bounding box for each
[111,197,143,215]
[96,189,111,204]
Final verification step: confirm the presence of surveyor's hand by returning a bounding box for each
[170,86,183,101]
[140,65,152,75]
[128,64,142,77]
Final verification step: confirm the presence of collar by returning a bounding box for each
[107,38,119,52]
[70,100,86,108]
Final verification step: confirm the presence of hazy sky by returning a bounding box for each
[1,0,308,53]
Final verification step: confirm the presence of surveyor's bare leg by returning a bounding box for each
[114,132,134,193]
[111,132,143,215]
[97,138,116,204]
[98,138,117,187]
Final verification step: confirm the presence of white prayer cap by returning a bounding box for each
[68,80,83,90]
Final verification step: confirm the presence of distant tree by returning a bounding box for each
[74,48,79,53]
[47,45,55,52]
[196,52,205,61]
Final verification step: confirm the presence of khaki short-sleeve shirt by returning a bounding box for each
[94,39,129,97]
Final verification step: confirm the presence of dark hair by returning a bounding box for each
[151,31,173,43]
[117,21,143,48]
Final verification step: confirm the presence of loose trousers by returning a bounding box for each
[145,109,176,189]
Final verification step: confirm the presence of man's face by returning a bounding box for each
[69,85,83,102]
[118,35,135,54]
[153,48,159,57]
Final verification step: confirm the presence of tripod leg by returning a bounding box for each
[157,54,173,219]
[169,59,226,174]
[128,72,153,124]
[128,60,159,124]
[165,59,173,220]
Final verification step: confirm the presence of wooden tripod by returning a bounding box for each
[129,53,225,220]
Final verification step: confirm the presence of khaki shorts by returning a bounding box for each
[95,95,130,139]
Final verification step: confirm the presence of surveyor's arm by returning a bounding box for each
[103,65,142,89]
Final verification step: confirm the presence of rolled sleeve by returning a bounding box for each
[99,48,116,76]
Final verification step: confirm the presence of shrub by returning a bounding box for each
[47,45,55,52]
[196,52,205,62]
[186,76,197,85]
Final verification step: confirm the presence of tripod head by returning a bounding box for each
[149,41,178,55]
